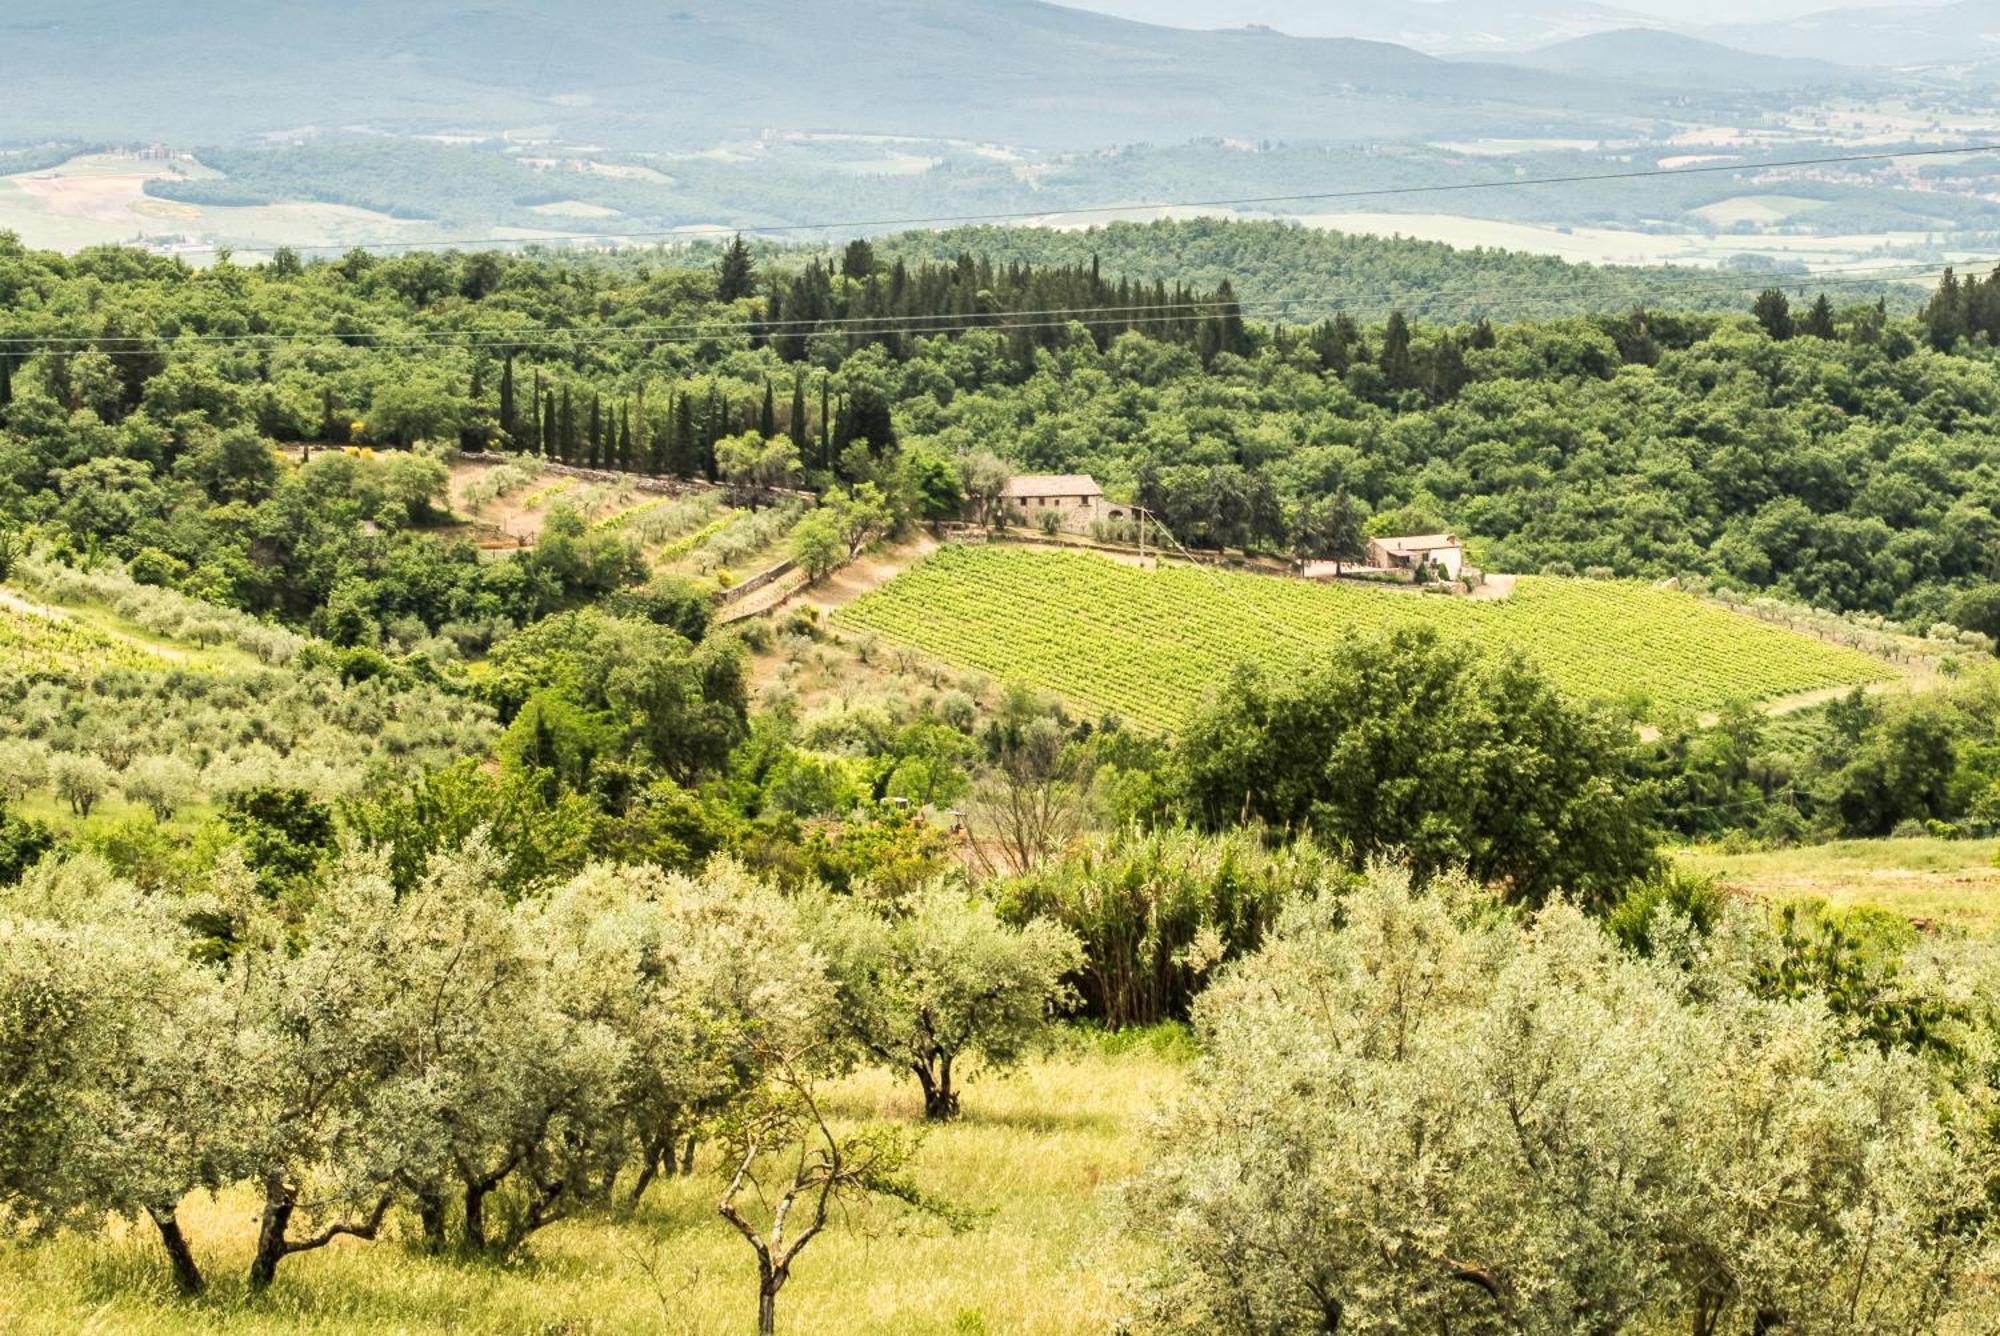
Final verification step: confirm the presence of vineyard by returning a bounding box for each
[0,601,173,677]
[833,548,1899,730]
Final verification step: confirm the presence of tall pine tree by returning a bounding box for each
[759,379,777,438]
[790,374,809,453]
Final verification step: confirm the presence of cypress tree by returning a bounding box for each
[759,379,777,438]
[0,354,11,419]
[672,389,698,478]
[1926,269,1964,351]
[499,355,516,448]
[819,375,830,471]
[790,374,808,452]
[701,382,725,480]
[559,386,576,462]
[464,361,487,452]
[542,391,556,459]
[1379,312,1417,391]
[588,393,603,468]
[530,370,544,453]
[618,403,633,470]
[1212,279,1248,359]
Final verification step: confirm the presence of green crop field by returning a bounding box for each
[833,547,1899,731]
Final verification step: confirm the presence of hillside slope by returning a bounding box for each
[0,0,1664,147]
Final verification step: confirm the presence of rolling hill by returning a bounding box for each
[1507,28,1858,89]
[0,0,1674,149]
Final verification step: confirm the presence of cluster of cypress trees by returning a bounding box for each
[490,357,895,481]
[751,242,1250,366]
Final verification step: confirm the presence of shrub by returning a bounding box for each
[996,827,1337,1028]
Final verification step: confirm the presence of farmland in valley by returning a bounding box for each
[833,547,1898,730]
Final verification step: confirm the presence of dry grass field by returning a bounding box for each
[0,1040,1184,1335]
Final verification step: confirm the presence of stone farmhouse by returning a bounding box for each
[996,474,1119,531]
[1366,533,1465,580]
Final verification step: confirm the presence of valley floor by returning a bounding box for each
[0,1038,1184,1335]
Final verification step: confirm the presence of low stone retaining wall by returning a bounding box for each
[716,559,799,607]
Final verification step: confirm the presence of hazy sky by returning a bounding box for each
[1062,0,1898,27]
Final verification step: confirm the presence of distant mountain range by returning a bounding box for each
[1711,0,2000,68]
[1042,1,1663,55]
[1065,0,2000,71]
[0,0,1806,152]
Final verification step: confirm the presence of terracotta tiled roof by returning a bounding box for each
[1370,533,1460,553]
[1001,474,1104,498]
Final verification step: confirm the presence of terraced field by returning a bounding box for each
[833,547,1898,730]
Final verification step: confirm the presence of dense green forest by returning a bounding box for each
[876,217,1924,320]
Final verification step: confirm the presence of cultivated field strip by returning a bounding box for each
[833,547,1897,731]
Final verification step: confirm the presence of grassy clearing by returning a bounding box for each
[0,1042,1182,1335]
[1681,837,2000,935]
[833,547,1894,730]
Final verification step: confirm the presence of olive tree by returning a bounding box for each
[365,841,628,1257]
[122,754,198,822]
[51,751,114,817]
[0,737,49,805]
[1130,866,1996,1335]
[810,886,1081,1119]
[536,861,834,1206]
[215,853,423,1290]
[0,858,237,1295]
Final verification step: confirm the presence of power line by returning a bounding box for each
[159,141,2000,257]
